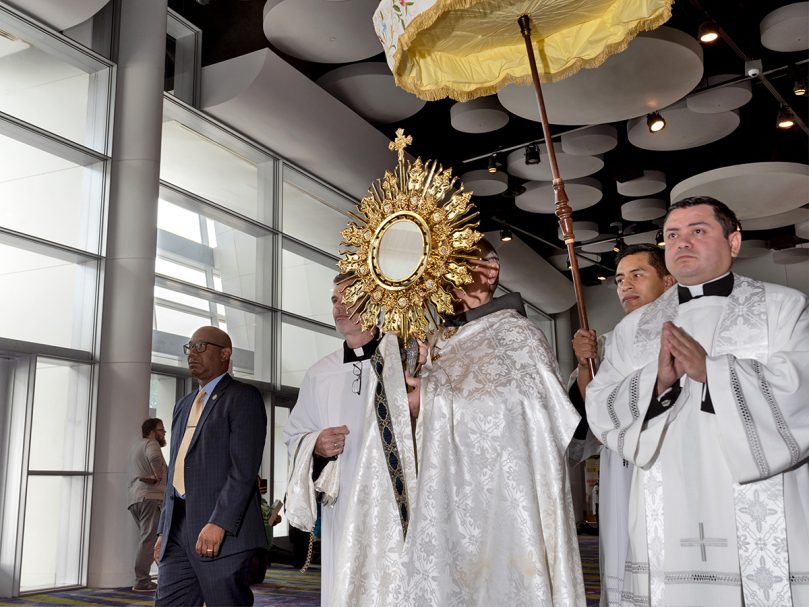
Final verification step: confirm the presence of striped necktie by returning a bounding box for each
[172,389,206,496]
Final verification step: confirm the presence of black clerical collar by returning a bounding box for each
[444,292,527,327]
[342,333,380,363]
[677,272,734,304]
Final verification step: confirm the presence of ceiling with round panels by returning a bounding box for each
[172,0,808,285]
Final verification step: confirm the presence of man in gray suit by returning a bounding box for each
[155,326,267,606]
[127,417,167,592]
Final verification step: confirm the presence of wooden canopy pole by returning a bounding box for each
[518,15,597,377]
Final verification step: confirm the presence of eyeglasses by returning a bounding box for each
[183,341,227,355]
[352,362,362,395]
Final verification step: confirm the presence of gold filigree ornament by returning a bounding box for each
[338,129,482,341]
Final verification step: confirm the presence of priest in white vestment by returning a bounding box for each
[587,197,809,607]
[568,244,673,607]
[283,276,379,607]
[333,239,586,607]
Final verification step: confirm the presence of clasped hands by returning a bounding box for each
[657,321,707,394]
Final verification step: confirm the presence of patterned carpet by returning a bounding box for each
[0,536,601,606]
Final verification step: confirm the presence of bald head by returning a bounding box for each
[187,326,232,384]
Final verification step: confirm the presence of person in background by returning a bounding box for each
[127,417,167,592]
[569,243,674,606]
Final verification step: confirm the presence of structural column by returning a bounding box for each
[87,0,167,587]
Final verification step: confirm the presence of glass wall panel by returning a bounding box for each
[150,373,182,463]
[0,242,98,351]
[19,475,86,592]
[282,179,351,257]
[0,133,104,253]
[281,246,336,325]
[0,25,111,153]
[157,198,274,305]
[28,359,92,472]
[281,322,341,388]
[161,121,262,220]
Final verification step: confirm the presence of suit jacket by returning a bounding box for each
[157,373,267,560]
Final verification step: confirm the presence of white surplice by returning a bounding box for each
[283,348,373,607]
[334,309,586,607]
[587,275,809,607]
[569,333,635,607]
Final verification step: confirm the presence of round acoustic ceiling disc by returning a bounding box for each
[581,237,619,254]
[549,253,600,270]
[317,62,425,124]
[671,162,809,220]
[621,198,667,221]
[625,230,658,245]
[561,125,618,155]
[450,97,509,133]
[616,170,667,197]
[506,146,603,181]
[628,107,740,151]
[461,169,508,197]
[796,219,809,240]
[515,177,602,213]
[264,0,382,64]
[742,208,809,231]
[736,239,770,259]
[557,221,599,243]
[497,27,703,125]
[760,2,809,52]
[772,247,809,264]
[686,74,753,114]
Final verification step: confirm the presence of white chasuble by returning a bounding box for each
[335,310,586,606]
[283,348,374,607]
[586,275,809,607]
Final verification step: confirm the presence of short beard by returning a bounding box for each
[157,437,167,447]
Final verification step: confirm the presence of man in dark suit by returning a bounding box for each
[154,326,267,606]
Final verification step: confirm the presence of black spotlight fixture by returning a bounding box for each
[647,111,666,133]
[612,237,626,254]
[500,228,513,242]
[698,20,719,44]
[655,229,665,248]
[794,78,807,97]
[524,143,540,165]
[487,153,498,173]
[776,105,796,129]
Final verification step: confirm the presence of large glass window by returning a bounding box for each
[19,476,87,592]
[281,321,341,388]
[282,168,354,256]
[0,237,99,351]
[28,359,93,472]
[281,242,337,325]
[0,6,112,596]
[19,359,94,592]
[0,133,105,253]
[0,7,112,153]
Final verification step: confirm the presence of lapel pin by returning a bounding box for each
[211,394,218,401]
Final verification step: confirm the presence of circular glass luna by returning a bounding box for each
[370,211,431,289]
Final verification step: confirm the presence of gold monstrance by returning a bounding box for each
[338,129,482,342]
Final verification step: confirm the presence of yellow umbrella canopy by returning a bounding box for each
[374,0,673,102]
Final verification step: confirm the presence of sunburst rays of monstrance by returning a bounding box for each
[338,129,482,342]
